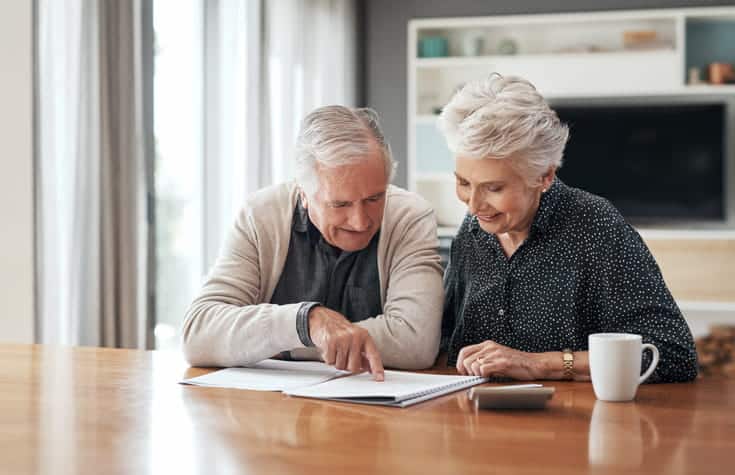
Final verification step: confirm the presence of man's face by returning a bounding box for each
[302,146,388,252]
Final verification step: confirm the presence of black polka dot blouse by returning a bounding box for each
[441,178,698,383]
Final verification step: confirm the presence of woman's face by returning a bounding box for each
[454,156,551,236]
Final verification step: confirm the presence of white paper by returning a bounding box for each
[284,370,487,403]
[181,359,348,391]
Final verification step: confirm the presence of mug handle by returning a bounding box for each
[639,343,660,384]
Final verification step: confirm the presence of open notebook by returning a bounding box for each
[181,359,487,408]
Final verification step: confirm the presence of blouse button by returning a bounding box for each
[498,309,505,316]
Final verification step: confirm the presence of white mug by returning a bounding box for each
[589,333,659,402]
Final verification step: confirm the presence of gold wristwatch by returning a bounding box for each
[562,348,574,380]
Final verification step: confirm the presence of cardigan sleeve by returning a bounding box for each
[180,206,303,367]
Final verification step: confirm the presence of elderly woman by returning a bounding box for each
[438,74,698,383]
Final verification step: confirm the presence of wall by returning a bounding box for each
[363,0,735,187]
[0,0,35,342]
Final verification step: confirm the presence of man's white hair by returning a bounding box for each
[438,74,569,185]
[295,105,396,196]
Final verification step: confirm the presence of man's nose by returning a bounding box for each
[347,205,371,231]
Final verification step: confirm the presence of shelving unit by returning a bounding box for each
[408,7,735,227]
[407,7,735,332]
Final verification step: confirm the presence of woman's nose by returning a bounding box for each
[467,188,485,215]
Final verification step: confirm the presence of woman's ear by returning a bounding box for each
[541,167,556,192]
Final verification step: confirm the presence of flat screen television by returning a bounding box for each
[554,102,726,224]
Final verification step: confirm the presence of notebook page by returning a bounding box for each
[181,360,348,391]
[284,370,486,401]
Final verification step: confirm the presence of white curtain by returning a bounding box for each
[35,0,357,347]
[36,0,151,348]
[201,0,358,269]
[265,0,359,184]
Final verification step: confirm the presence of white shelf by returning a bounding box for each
[680,85,735,95]
[436,221,735,239]
[415,50,677,69]
[638,229,735,240]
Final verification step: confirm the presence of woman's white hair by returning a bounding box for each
[295,105,396,196]
[438,74,569,186]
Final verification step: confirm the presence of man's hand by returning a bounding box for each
[308,306,384,381]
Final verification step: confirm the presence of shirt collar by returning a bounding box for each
[293,196,310,233]
[293,197,326,243]
[468,176,564,237]
[293,197,347,257]
[530,176,563,236]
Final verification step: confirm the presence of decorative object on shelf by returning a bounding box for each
[553,44,609,54]
[496,37,518,55]
[695,325,735,378]
[688,66,703,85]
[432,107,443,115]
[419,36,448,58]
[622,29,674,51]
[623,29,656,49]
[460,31,485,56]
[708,62,735,85]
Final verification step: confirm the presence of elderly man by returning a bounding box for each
[182,105,443,380]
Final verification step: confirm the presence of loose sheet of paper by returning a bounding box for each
[181,359,348,391]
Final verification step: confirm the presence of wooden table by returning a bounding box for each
[2,344,734,474]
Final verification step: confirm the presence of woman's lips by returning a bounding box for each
[477,213,501,222]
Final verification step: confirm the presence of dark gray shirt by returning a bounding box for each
[270,199,382,348]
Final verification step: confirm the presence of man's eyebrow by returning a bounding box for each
[329,192,385,206]
[365,191,386,200]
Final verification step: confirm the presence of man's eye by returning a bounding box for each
[457,180,469,187]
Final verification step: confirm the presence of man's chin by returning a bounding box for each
[335,232,374,252]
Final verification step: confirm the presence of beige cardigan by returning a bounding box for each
[181,182,444,369]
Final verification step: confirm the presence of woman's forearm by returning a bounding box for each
[533,351,590,381]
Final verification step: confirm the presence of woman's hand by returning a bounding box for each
[456,340,547,380]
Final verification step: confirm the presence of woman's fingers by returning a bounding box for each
[457,342,492,374]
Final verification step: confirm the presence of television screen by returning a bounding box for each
[554,103,725,224]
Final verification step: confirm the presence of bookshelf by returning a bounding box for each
[407,7,735,333]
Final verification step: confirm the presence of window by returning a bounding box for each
[153,0,204,349]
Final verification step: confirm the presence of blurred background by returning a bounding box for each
[1,1,734,374]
